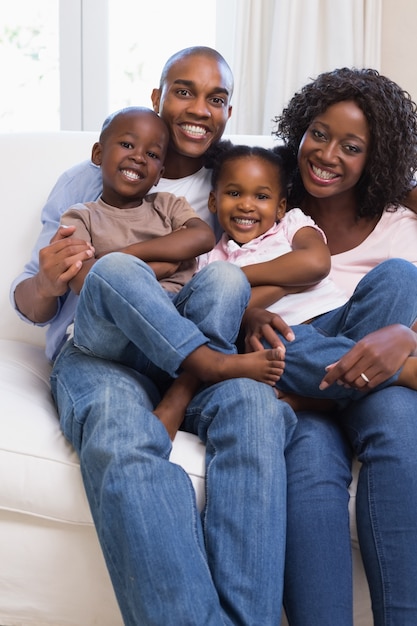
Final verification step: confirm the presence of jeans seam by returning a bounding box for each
[362,445,391,626]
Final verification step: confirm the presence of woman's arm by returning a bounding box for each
[319,324,417,390]
[402,184,417,214]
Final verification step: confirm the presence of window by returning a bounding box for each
[0,1,59,131]
[0,0,216,132]
[108,0,216,114]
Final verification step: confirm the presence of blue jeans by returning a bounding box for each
[73,254,249,378]
[283,260,417,625]
[275,259,417,402]
[51,252,297,624]
[51,342,296,625]
[284,387,417,626]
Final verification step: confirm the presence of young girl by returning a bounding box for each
[203,142,417,404]
[160,142,417,431]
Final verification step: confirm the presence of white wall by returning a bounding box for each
[381,0,417,100]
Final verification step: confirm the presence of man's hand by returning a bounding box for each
[14,224,94,323]
[38,224,95,298]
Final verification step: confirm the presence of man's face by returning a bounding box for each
[152,54,233,159]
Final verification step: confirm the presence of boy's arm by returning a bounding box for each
[68,217,215,296]
[120,218,215,263]
[242,226,331,288]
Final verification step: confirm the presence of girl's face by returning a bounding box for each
[298,100,370,201]
[209,156,287,245]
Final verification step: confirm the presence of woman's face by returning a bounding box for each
[297,100,370,200]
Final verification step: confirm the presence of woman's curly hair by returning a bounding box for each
[273,67,417,218]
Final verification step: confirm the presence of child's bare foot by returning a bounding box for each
[183,347,285,386]
[396,356,417,390]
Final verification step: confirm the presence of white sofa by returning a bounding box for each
[1,131,372,626]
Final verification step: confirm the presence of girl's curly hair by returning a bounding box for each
[205,140,296,196]
[273,67,417,218]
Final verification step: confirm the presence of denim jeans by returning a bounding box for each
[51,252,298,624]
[51,341,296,625]
[283,260,417,625]
[284,386,417,626]
[73,254,250,377]
[275,258,417,402]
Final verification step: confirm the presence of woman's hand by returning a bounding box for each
[242,307,294,353]
[319,324,417,390]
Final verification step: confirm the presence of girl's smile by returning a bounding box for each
[209,155,287,245]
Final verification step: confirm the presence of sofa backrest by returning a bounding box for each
[2,132,275,347]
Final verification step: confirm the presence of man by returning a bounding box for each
[11,47,296,625]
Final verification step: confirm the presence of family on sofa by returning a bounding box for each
[10,46,417,625]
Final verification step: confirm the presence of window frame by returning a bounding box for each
[59,0,225,131]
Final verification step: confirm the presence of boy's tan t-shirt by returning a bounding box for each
[61,191,200,292]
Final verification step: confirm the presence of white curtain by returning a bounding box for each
[220,0,381,135]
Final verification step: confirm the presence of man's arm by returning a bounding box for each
[13,161,104,319]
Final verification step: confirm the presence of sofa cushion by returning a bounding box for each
[0,338,206,524]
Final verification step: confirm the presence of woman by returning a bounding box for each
[245,68,417,625]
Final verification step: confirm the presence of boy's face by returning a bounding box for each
[152,54,233,160]
[92,110,168,208]
[209,156,287,245]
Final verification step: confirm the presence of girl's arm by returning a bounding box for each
[240,227,331,352]
[242,226,331,288]
[247,284,303,310]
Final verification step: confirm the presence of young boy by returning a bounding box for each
[60,105,214,295]
[63,106,284,439]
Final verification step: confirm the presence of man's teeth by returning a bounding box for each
[182,124,207,137]
[312,164,337,180]
[122,169,140,180]
[234,218,257,225]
